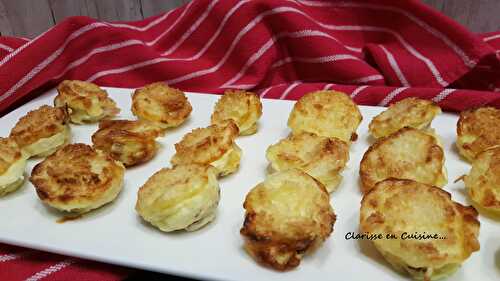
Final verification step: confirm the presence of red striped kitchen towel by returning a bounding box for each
[0,0,500,280]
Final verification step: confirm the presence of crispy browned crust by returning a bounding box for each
[97,119,165,137]
[0,137,23,174]
[92,120,163,167]
[287,90,362,142]
[360,179,480,277]
[457,107,500,162]
[9,105,69,148]
[210,90,263,135]
[131,82,192,128]
[267,132,349,169]
[94,129,156,166]
[30,143,124,211]
[240,169,335,270]
[266,132,349,192]
[171,121,239,165]
[136,164,217,204]
[54,80,120,122]
[369,97,441,139]
[465,146,500,212]
[360,127,446,193]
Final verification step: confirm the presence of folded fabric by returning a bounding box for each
[0,244,131,280]
[1,0,499,114]
[0,0,499,280]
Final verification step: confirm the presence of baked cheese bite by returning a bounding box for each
[369,97,441,139]
[135,164,220,232]
[360,179,480,281]
[457,107,500,162]
[171,122,241,176]
[54,80,120,124]
[30,144,125,213]
[266,132,349,193]
[92,119,164,167]
[464,146,500,216]
[131,82,192,128]
[0,137,27,196]
[287,90,362,142]
[210,90,263,135]
[360,127,447,193]
[10,105,70,158]
[240,169,335,271]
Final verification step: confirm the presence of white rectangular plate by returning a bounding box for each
[0,88,498,281]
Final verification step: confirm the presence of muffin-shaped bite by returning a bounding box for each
[135,164,220,232]
[92,119,164,167]
[30,144,125,213]
[360,127,447,193]
[54,80,120,124]
[132,82,192,128]
[457,107,500,162]
[464,146,500,215]
[171,122,241,176]
[266,132,349,192]
[369,97,441,139]
[0,138,27,196]
[287,90,362,142]
[10,105,70,158]
[360,179,480,280]
[240,169,335,271]
[210,90,263,135]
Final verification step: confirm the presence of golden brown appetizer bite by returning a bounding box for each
[288,90,362,143]
[54,80,120,124]
[132,82,192,128]
[211,90,263,135]
[360,127,447,193]
[10,105,70,158]
[369,97,441,139]
[241,169,335,270]
[30,144,125,214]
[0,137,27,196]
[136,164,220,232]
[457,107,500,162]
[360,179,480,280]
[171,122,241,176]
[266,132,349,192]
[92,119,164,167]
[464,146,500,216]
